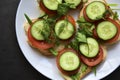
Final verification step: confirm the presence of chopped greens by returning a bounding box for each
[24,13,32,25]
[76,32,87,43]
[70,17,94,50]
[108,4,118,7]
[77,18,94,37]
[113,11,119,20]
[70,39,79,51]
[38,13,47,19]
[58,23,66,35]
[58,20,68,35]
[57,3,75,15]
[78,16,86,22]
[71,64,88,80]
[71,73,81,80]
[41,20,51,42]
[92,66,97,76]
[78,26,93,37]
[81,64,88,73]
[49,48,58,56]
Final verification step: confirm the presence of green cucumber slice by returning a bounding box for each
[64,0,81,7]
[79,37,99,58]
[55,20,74,40]
[86,1,106,20]
[31,20,50,40]
[97,21,117,40]
[59,52,80,71]
[43,0,62,10]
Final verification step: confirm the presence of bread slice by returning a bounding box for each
[79,0,120,45]
[59,45,107,80]
[24,19,66,56]
[24,19,52,56]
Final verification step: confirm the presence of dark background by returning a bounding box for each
[0,0,120,80]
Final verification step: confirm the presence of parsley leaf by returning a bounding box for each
[71,73,81,80]
[70,39,79,51]
[41,20,51,43]
[71,64,88,80]
[77,19,94,37]
[113,11,119,20]
[57,3,75,15]
[108,4,118,7]
[49,48,58,56]
[76,32,87,43]
[58,20,68,35]
[93,66,97,76]
[24,13,32,25]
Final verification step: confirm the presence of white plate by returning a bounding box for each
[15,0,120,80]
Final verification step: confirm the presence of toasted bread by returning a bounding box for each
[24,19,65,56]
[24,19,53,56]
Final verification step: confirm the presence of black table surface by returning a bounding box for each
[0,0,120,80]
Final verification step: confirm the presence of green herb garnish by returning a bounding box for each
[76,32,87,43]
[108,4,118,7]
[24,13,32,25]
[49,48,58,56]
[58,20,68,35]
[70,39,79,51]
[57,3,75,16]
[93,66,97,76]
[71,73,81,80]
[40,20,51,43]
[113,11,119,20]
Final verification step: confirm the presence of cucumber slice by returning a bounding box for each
[31,20,50,40]
[43,0,62,10]
[79,37,99,58]
[59,52,80,71]
[97,21,117,40]
[86,1,106,20]
[64,0,81,7]
[55,20,74,40]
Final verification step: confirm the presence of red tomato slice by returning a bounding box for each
[66,15,76,27]
[105,18,120,43]
[56,48,80,75]
[39,1,56,14]
[80,46,103,67]
[93,28,99,39]
[27,27,54,50]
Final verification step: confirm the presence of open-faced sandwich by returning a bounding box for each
[24,0,120,80]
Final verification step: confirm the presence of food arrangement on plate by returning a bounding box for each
[23,0,120,79]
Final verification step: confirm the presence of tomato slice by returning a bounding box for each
[27,27,54,50]
[39,1,56,14]
[56,48,80,75]
[93,28,98,39]
[105,18,120,44]
[80,46,103,67]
